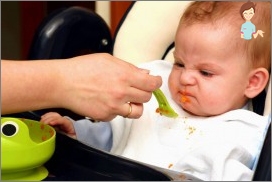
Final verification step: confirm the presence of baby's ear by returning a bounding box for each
[244,68,269,98]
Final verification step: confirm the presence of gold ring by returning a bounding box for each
[124,102,132,118]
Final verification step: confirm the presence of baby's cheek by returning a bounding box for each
[202,98,225,114]
[203,97,216,106]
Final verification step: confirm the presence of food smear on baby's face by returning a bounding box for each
[180,94,190,103]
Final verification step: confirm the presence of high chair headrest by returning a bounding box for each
[113,1,193,65]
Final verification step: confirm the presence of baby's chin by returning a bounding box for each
[176,96,225,116]
[184,108,225,117]
[183,108,214,117]
[179,103,220,117]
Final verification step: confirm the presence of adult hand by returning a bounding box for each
[58,53,162,121]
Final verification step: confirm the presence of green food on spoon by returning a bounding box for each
[153,89,178,118]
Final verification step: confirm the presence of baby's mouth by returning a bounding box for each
[181,94,190,103]
[180,91,190,103]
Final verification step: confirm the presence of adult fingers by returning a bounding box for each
[131,71,162,92]
[123,87,153,104]
[119,102,143,119]
[119,61,162,92]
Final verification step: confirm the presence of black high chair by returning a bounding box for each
[3,2,271,181]
[28,6,112,60]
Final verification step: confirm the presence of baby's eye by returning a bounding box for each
[200,70,213,77]
[174,62,184,68]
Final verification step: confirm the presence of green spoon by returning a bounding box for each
[153,89,178,118]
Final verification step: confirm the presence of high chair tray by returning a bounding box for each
[44,132,203,181]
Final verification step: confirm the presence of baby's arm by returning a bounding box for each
[72,119,113,151]
[40,112,76,139]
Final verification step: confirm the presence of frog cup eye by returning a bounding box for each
[1,121,19,137]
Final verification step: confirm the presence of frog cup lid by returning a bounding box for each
[1,117,56,181]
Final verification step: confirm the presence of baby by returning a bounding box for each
[41,1,271,181]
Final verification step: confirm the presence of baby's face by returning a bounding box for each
[169,23,251,116]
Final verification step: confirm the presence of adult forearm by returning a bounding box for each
[1,60,61,114]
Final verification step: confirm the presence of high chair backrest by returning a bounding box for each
[112,1,271,181]
[29,6,112,60]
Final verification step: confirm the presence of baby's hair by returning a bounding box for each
[179,1,270,71]
[240,1,256,20]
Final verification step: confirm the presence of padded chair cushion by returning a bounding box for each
[113,1,193,64]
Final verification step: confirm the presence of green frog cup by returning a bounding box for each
[1,117,56,180]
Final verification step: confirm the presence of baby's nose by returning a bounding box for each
[179,69,196,85]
